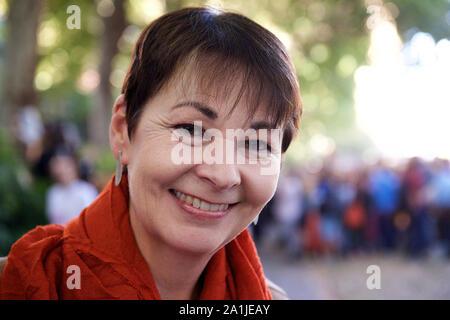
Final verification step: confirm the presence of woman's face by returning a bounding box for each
[117,75,283,255]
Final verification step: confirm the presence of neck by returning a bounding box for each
[129,208,211,300]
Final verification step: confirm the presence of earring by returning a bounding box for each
[115,151,123,186]
[252,214,259,226]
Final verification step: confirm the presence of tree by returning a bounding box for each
[2,0,45,130]
[89,0,127,147]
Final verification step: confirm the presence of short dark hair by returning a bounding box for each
[122,7,302,153]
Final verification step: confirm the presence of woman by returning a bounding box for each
[0,7,301,300]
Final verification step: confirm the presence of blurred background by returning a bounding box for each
[0,0,449,299]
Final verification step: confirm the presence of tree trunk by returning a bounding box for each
[2,0,45,130]
[89,0,127,148]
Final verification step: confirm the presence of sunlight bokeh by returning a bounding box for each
[354,2,450,160]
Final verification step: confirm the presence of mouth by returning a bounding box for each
[169,188,238,219]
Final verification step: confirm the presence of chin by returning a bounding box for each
[161,221,233,256]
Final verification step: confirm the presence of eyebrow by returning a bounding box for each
[249,121,276,130]
[171,101,218,119]
[171,101,276,129]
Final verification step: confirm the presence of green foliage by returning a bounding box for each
[94,147,117,175]
[392,0,450,41]
[36,0,97,122]
[0,131,49,256]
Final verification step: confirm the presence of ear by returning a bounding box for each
[110,94,130,165]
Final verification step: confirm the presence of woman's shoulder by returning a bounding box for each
[0,224,65,299]
[8,224,65,256]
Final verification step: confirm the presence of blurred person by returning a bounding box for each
[303,209,324,255]
[32,121,80,179]
[401,158,433,257]
[298,173,323,255]
[32,122,65,178]
[13,104,44,164]
[343,184,368,255]
[367,163,401,251]
[335,176,356,213]
[46,150,98,226]
[334,172,358,255]
[316,170,343,255]
[251,197,275,246]
[273,168,304,259]
[428,159,450,257]
[0,7,301,299]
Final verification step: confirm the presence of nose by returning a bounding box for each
[194,163,241,191]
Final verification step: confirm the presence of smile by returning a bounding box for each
[169,189,232,211]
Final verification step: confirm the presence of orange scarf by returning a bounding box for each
[0,175,272,299]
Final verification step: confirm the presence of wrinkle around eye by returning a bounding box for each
[137,118,173,141]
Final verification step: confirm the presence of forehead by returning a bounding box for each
[158,54,277,127]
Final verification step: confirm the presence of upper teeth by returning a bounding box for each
[173,190,229,211]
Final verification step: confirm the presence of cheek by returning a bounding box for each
[243,167,279,209]
[127,136,197,201]
[126,144,193,227]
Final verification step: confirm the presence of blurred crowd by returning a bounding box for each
[253,156,450,260]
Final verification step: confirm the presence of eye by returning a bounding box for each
[172,123,209,146]
[246,140,272,153]
[173,123,205,136]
